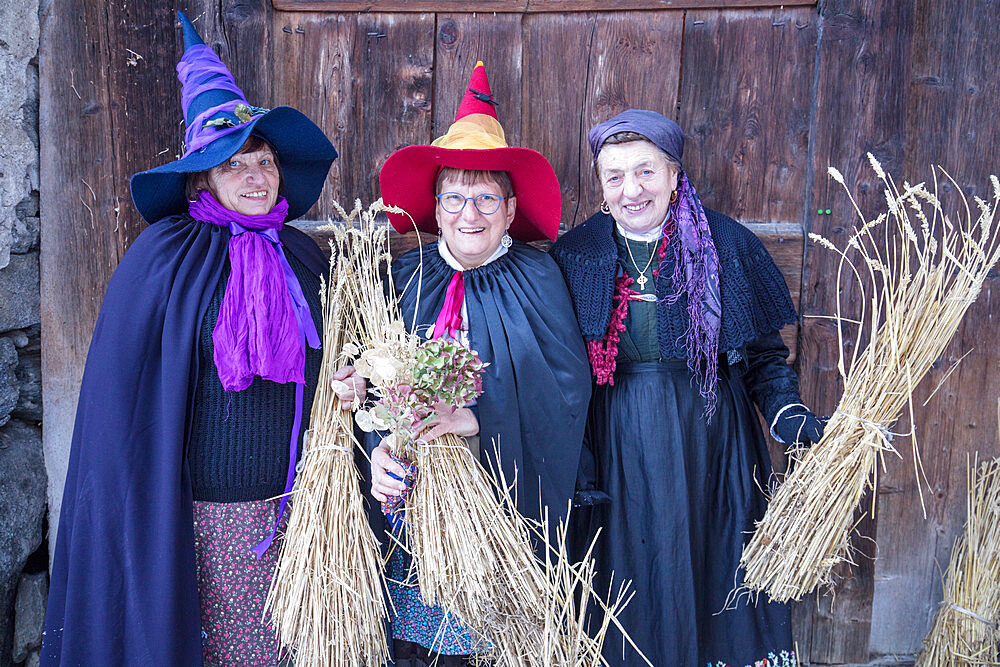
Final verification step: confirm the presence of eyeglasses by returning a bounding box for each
[436,192,506,215]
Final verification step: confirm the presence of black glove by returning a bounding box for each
[772,405,826,447]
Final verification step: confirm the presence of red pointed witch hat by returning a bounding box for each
[379,61,561,241]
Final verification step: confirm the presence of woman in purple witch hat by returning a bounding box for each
[42,12,359,667]
[551,109,826,666]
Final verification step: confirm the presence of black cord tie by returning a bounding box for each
[468,87,498,106]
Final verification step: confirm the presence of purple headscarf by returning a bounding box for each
[589,109,723,418]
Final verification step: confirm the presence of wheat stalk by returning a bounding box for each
[740,158,1000,602]
[265,226,389,666]
[916,454,1000,666]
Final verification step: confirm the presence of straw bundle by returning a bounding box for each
[740,157,1000,602]
[265,236,389,665]
[341,199,643,665]
[917,455,1000,666]
[404,435,637,665]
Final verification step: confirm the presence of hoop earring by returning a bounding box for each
[500,232,513,248]
[669,190,678,204]
[600,200,611,215]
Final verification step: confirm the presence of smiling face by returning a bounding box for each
[435,172,516,269]
[596,140,679,235]
[203,142,281,216]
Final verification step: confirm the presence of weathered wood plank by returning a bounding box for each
[272,11,434,216]
[574,11,685,228]
[521,12,596,232]
[796,0,915,662]
[433,13,522,145]
[352,14,435,208]
[527,0,816,11]
[522,11,685,233]
[271,11,354,217]
[867,0,1000,655]
[679,7,816,226]
[273,0,816,12]
[41,0,120,558]
[744,222,802,362]
[39,0,223,558]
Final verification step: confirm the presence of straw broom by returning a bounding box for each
[740,156,1000,602]
[265,239,389,665]
[341,199,646,665]
[916,454,1000,666]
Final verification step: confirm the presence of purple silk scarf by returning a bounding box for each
[189,190,319,390]
[188,190,321,557]
[589,109,723,417]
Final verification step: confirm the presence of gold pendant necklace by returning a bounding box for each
[625,236,657,289]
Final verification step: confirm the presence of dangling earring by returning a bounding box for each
[437,227,443,237]
[500,231,513,248]
[669,190,678,204]
[600,200,611,215]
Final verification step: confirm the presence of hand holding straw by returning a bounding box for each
[740,157,1000,603]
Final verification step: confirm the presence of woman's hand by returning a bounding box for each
[331,365,366,409]
[418,401,479,443]
[370,440,408,503]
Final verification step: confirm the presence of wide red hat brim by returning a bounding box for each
[379,145,562,242]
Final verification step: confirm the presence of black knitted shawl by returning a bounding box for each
[550,209,798,359]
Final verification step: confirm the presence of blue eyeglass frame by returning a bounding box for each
[435,191,506,215]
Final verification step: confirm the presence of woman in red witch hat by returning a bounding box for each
[370,62,597,665]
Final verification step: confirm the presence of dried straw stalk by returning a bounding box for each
[265,242,389,665]
[741,157,1000,602]
[917,455,1000,666]
[341,199,643,665]
[405,436,637,665]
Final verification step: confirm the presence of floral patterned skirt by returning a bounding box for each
[192,499,287,667]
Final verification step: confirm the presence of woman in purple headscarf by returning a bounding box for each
[550,109,824,666]
[42,13,361,667]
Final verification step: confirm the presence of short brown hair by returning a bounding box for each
[435,167,514,199]
[185,135,282,201]
[595,132,681,174]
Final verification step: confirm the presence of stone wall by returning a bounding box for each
[0,0,45,664]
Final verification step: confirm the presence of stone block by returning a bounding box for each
[0,252,39,332]
[0,337,17,427]
[0,419,45,665]
[12,572,46,663]
[13,338,40,423]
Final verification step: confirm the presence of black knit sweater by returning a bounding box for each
[550,208,804,424]
[187,252,323,502]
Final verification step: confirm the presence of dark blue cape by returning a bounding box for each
[390,241,592,526]
[41,215,326,666]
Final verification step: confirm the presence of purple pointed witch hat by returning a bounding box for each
[129,11,337,223]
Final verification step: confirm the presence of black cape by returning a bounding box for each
[41,214,326,666]
[390,241,592,526]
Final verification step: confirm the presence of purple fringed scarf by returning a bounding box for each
[664,173,722,417]
[589,109,722,417]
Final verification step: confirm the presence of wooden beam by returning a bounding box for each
[273,0,816,12]
[795,0,916,661]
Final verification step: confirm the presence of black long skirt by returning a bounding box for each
[585,360,796,667]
